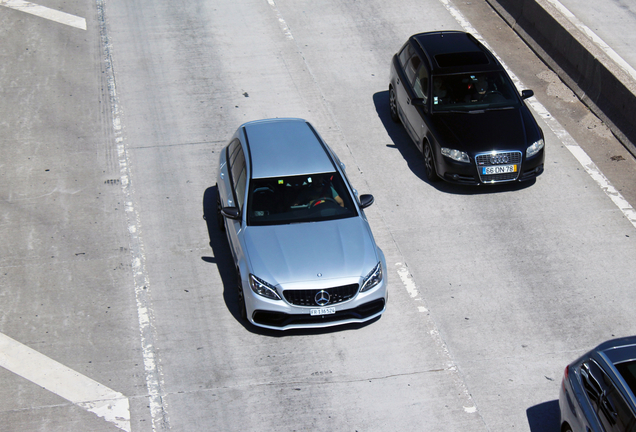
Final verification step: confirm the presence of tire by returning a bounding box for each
[389,87,400,123]
[237,269,247,321]
[423,141,440,182]
[216,189,225,232]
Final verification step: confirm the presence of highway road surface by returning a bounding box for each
[1,0,636,431]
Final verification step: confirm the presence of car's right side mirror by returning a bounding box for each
[521,89,534,99]
[359,194,374,209]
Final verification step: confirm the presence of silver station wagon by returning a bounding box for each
[216,118,387,330]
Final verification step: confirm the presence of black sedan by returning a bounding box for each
[388,31,545,185]
[559,336,636,432]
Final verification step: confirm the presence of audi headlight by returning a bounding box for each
[441,147,470,163]
[249,274,282,300]
[526,138,544,158]
[360,262,383,292]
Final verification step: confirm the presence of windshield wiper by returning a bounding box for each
[485,106,515,112]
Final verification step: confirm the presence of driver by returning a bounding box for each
[466,75,488,102]
[296,175,344,207]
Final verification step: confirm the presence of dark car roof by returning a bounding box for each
[411,31,502,75]
[595,335,636,365]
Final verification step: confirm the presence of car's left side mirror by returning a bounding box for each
[359,194,374,209]
[221,207,241,220]
[521,89,534,99]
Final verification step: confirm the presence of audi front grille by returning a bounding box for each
[475,151,522,183]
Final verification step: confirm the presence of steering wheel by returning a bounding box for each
[309,197,339,207]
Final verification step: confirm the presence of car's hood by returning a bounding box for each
[242,217,378,286]
[432,108,528,152]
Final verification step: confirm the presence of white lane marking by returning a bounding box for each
[267,0,294,40]
[544,0,636,83]
[96,0,170,429]
[396,263,419,298]
[438,0,636,229]
[395,263,480,416]
[0,333,130,431]
[0,0,86,30]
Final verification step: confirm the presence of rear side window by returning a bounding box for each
[227,139,247,211]
[581,360,636,432]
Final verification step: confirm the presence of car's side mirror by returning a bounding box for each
[221,207,241,220]
[521,89,534,99]
[359,194,374,209]
[411,97,428,114]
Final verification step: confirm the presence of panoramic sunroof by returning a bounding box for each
[435,52,489,68]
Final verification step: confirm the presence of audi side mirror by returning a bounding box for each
[521,89,534,99]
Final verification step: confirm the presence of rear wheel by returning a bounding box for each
[389,87,400,123]
[423,141,440,182]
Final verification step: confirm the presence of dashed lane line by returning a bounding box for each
[0,332,130,431]
[0,0,86,30]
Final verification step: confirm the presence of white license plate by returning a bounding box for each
[310,307,336,316]
[483,164,517,175]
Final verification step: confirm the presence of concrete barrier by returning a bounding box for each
[486,0,636,157]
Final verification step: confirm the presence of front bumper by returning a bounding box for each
[243,276,388,331]
[436,149,545,185]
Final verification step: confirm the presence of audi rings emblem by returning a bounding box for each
[315,290,330,306]
[490,154,509,164]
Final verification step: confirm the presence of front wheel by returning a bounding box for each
[423,142,440,182]
[389,87,400,123]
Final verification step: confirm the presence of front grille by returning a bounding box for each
[253,298,386,328]
[283,283,359,307]
[476,151,522,183]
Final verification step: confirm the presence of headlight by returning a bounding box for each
[441,147,470,163]
[526,138,544,158]
[360,262,383,292]
[249,274,282,300]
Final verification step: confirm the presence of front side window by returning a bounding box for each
[413,65,429,100]
[247,172,357,226]
[431,71,520,112]
[398,43,415,69]
[404,55,421,85]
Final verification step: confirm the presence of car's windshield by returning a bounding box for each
[247,172,357,226]
[432,71,519,112]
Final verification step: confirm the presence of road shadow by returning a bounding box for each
[373,90,536,195]
[527,399,560,432]
[202,185,250,330]
[202,185,381,336]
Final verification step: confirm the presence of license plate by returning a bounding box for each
[310,307,336,316]
[483,164,517,175]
